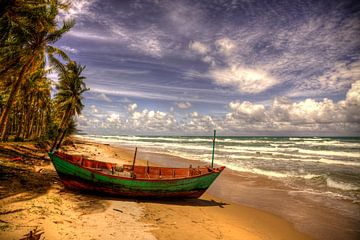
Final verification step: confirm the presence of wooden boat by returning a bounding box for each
[48,151,225,198]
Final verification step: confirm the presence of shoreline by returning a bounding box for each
[0,138,315,240]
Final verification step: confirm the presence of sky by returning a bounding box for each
[54,0,360,136]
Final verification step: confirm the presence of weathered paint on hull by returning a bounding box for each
[49,153,223,198]
[58,172,206,198]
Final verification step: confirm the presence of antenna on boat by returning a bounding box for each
[131,147,138,171]
[211,130,216,168]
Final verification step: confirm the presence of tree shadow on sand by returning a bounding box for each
[0,144,57,203]
[0,163,57,203]
[58,189,110,215]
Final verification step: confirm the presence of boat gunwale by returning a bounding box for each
[51,152,225,183]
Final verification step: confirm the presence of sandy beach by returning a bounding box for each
[1,138,314,240]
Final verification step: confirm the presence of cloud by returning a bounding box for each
[189,41,209,55]
[87,92,112,102]
[181,112,219,133]
[78,81,360,135]
[128,108,177,132]
[60,0,96,20]
[344,80,360,122]
[89,85,230,104]
[127,103,138,113]
[270,97,341,124]
[60,45,78,54]
[66,30,111,41]
[90,105,98,113]
[209,65,279,93]
[69,1,360,135]
[186,3,359,97]
[46,71,59,83]
[227,101,266,122]
[225,80,360,133]
[176,102,192,109]
[166,1,205,37]
[287,60,360,98]
[215,37,236,56]
[106,113,121,123]
[64,2,166,58]
[135,38,163,58]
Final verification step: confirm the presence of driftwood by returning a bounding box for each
[19,227,44,240]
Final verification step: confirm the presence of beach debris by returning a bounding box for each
[113,208,123,213]
[0,208,25,215]
[19,226,44,240]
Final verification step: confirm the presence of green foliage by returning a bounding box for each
[0,0,87,143]
[51,61,89,150]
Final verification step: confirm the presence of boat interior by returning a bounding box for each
[55,151,214,179]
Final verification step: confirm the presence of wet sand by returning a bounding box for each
[0,139,313,240]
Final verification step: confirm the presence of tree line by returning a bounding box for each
[0,0,88,150]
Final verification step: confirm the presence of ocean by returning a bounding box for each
[77,134,360,239]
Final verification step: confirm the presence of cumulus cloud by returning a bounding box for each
[107,113,121,123]
[344,80,360,122]
[209,65,278,93]
[176,101,192,109]
[127,103,138,113]
[181,112,219,133]
[78,82,360,135]
[225,80,360,133]
[227,101,266,122]
[128,108,177,132]
[271,98,341,124]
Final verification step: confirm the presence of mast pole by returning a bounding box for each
[211,130,216,168]
[131,147,137,171]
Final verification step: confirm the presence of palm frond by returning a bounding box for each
[47,45,70,61]
[46,19,75,43]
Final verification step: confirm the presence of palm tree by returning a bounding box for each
[0,0,74,140]
[51,61,89,151]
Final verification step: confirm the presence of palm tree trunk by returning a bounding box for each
[56,128,68,150]
[51,107,73,151]
[15,111,24,140]
[36,111,43,139]
[0,116,9,141]
[0,58,33,141]
[25,100,35,139]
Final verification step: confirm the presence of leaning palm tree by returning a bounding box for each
[51,61,89,151]
[0,0,74,140]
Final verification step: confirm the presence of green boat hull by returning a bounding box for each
[49,152,224,198]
